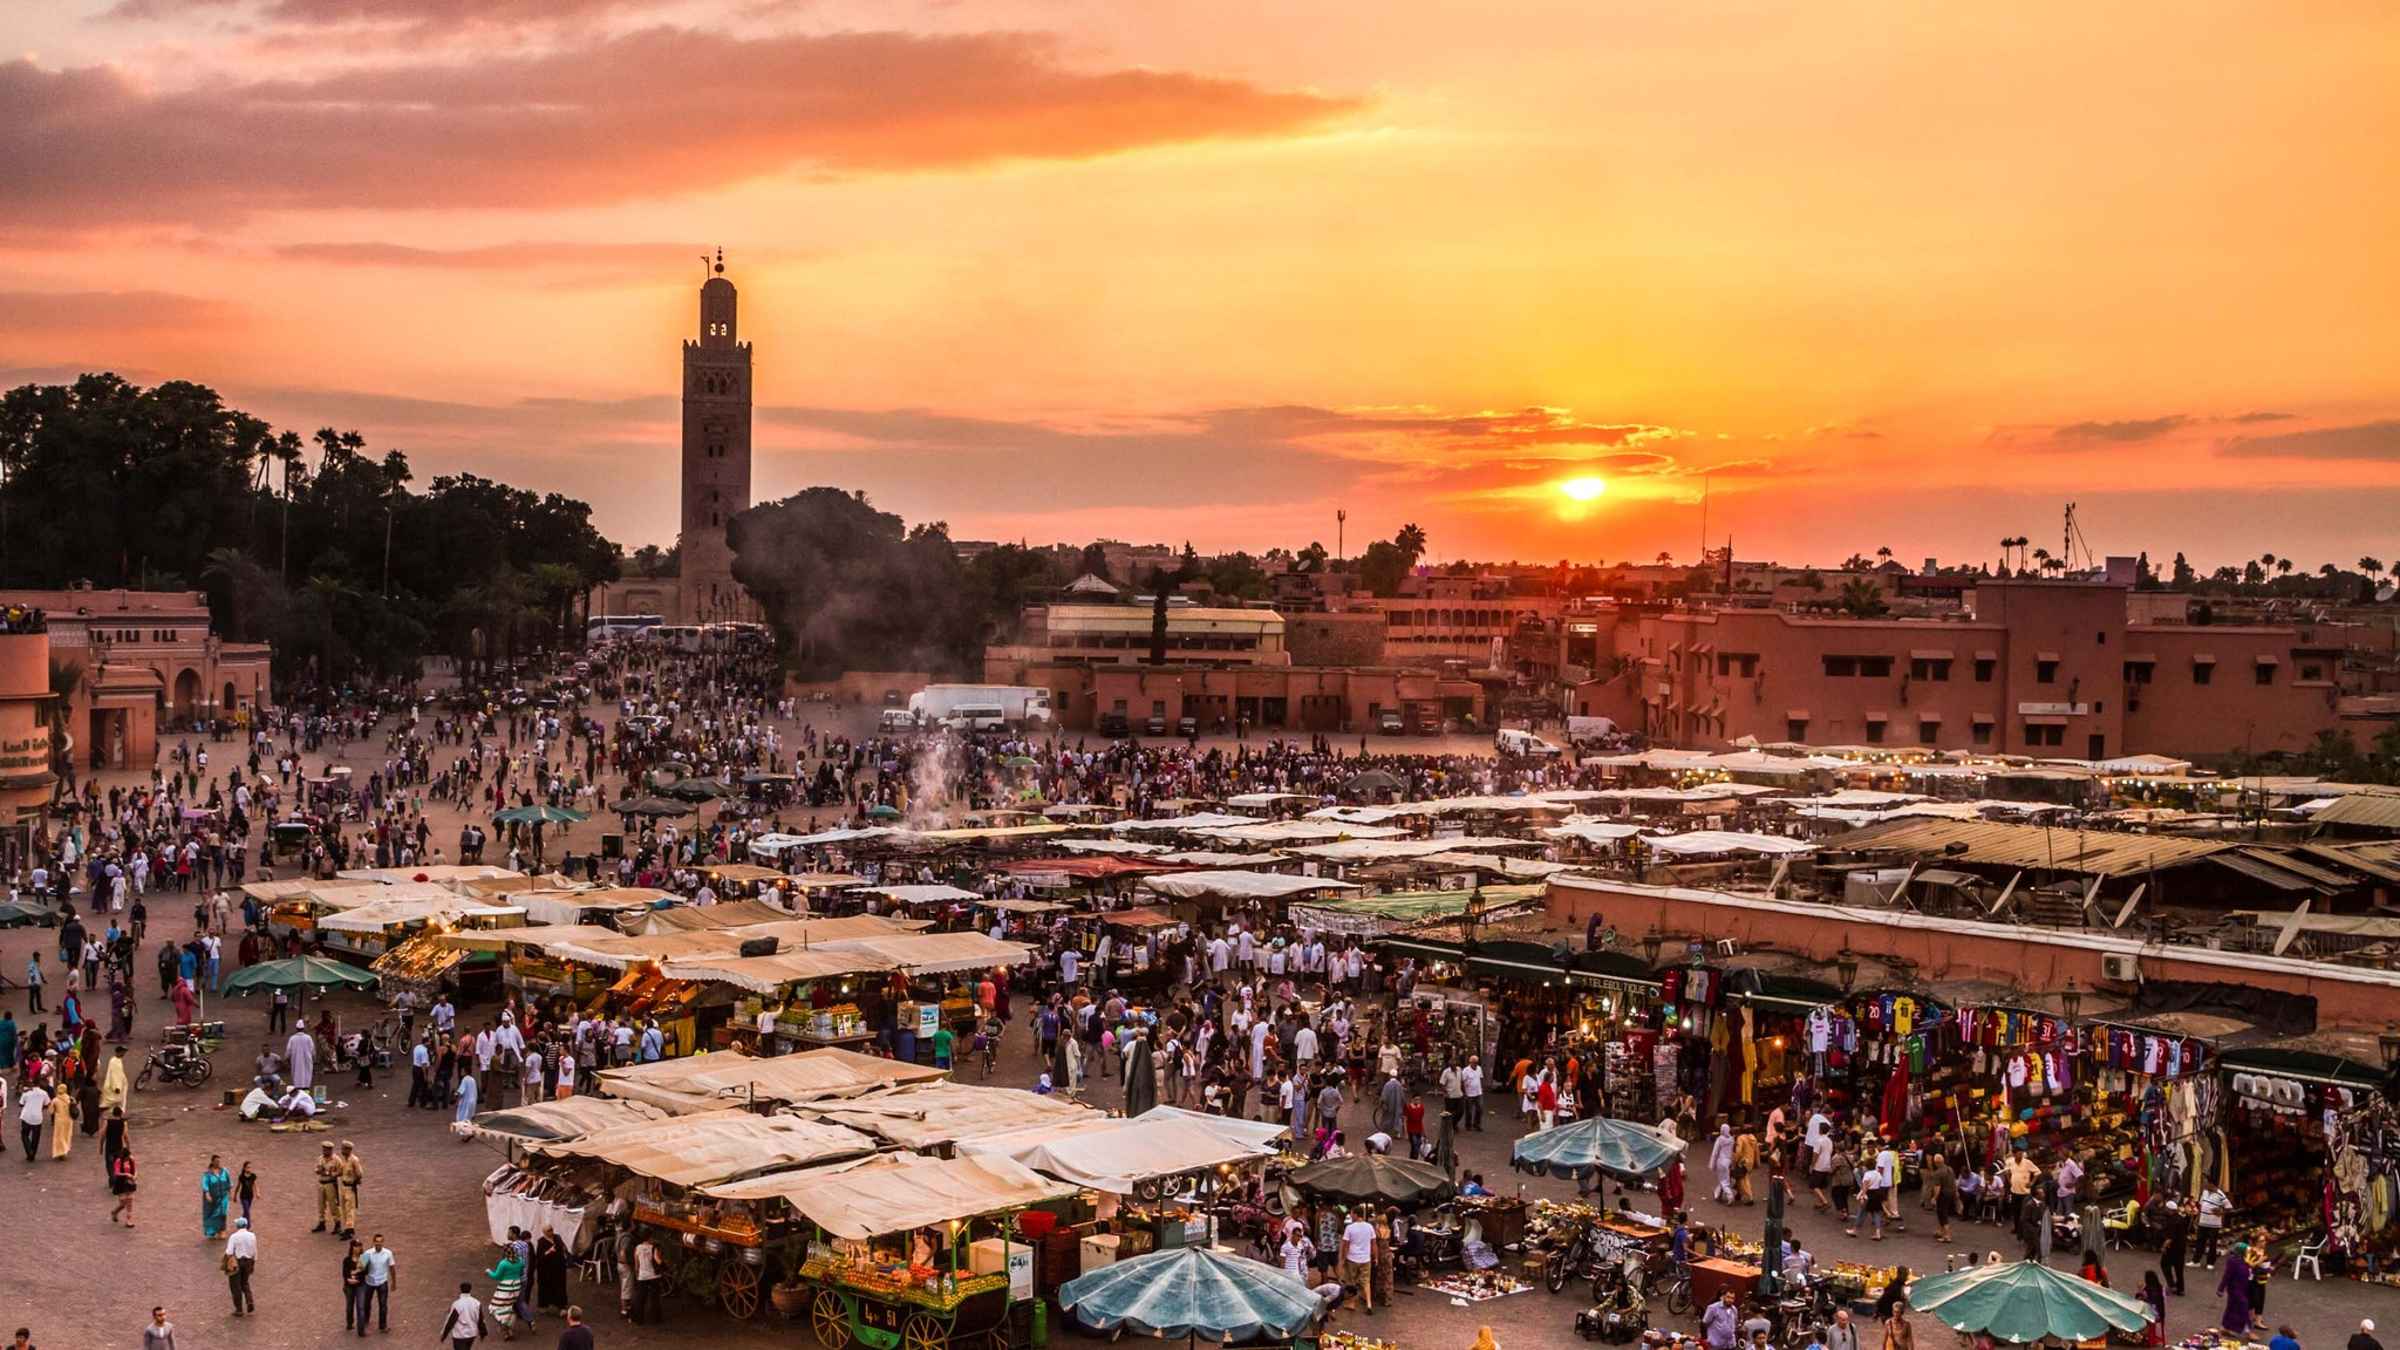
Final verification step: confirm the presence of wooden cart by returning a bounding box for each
[800,1259,1014,1350]
[634,1203,778,1320]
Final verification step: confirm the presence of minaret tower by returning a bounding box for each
[678,247,754,623]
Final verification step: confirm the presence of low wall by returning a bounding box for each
[1547,874,2400,1030]
[786,671,934,706]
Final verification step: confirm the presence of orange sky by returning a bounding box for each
[6,0,2399,569]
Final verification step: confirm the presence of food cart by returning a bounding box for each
[703,1151,1076,1350]
[520,1111,879,1320]
[954,1112,1283,1258]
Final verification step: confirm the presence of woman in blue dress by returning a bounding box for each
[199,1154,233,1239]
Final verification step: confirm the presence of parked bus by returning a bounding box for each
[586,613,664,642]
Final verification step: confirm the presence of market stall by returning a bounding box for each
[595,1046,945,1115]
[704,1151,1076,1350]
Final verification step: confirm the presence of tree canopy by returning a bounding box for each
[0,373,621,683]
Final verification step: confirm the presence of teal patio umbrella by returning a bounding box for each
[1058,1245,1322,1342]
[659,778,738,802]
[494,804,589,825]
[1907,1260,2154,1344]
[1288,1153,1454,1209]
[1512,1117,1681,1184]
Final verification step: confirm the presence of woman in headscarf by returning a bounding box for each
[199,1154,232,1238]
[453,1061,480,1128]
[1658,1156,1686,1215]
[486,1233,528,1340]
[534,1227,571,1314]
[1710,1124,1737,1203]
[2217,1241,2255,1335]
[48,1083,76,1159]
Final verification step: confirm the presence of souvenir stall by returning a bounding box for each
[2218,1037,2384,1265]
[705,1151,1076,1350]
[2328,1083,2400,1284]
[697,862,806,909]
[657,948,900,1054]
[2059,1014,2229,1214]
[957,1113,1282,1257]
[1939,996,2113,1181]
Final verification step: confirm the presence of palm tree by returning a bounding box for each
[1875,546,1894,564]
[2031,547,2051,571]
[1395,523,1428,565]
[2359,557,2383,579]
[2275,557,2294,580]
[1997,537,2013,572]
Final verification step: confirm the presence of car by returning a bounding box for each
[1144,715,1168,736]
[1098,712,1130,737]
[877,709,916,733]
[1176,716,1198,738]
[1376,710,1405,735]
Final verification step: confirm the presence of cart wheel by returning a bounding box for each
[902,1313,949,1350]
[811,1290,849,1348]
[719,1261,762,1319]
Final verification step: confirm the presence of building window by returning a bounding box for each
[2035,660,2058,684]
[1920,719,1941,744]
[2192,661,2213,686]
[2300,662,2325,681]
[1718,652,1758,678]
[2023,722,2064,747]
[1971,722,1993,746]
[2123,661,2153,685]
[1786,719,1809,742]
[1859,656,1893,677]
[1822,655,1856,677]
[1974,658,1994,683]
[1909,658,1951,682]
[1864,720,1886,744]
[2255,663,2275,686]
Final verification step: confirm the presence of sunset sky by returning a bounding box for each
[6,0,2398,569]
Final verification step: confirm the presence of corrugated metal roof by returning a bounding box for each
[2311,793,2400,831]
[2300,841,2400,884]
[2209,851,2316,892]
[1826,817,2233,877]
[2231,847,2358,890]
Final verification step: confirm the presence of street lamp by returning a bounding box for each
[2379,1023,2400,1070]
[1640,929,1663,967]
[1834,951,1858,994]
[2060,979,2083,1022]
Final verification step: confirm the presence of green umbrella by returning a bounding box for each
[1001,755,1039,769]
[223,955,379,1021]
[1058,1245,1322,1342]
[1288,1153,1454,1209]
[660,777,738,802]
[864,804,904,820]
[494,804,589,825]
[1907,1260,2154,1343]
[1512,1117,1680,1183]
[223,956,379,995]
[619,796,693,818]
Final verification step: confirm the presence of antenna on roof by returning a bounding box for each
[714,246,725,276]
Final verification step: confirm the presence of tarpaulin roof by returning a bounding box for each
[596,1048,944,1114]
[454,1095,671,1145]
[786,1081,1104,1149]
[661,948,898,993]
[1639,830,1816,857]
[859,884,983,905]
[812,930,1033,974]
[639,899,795,931]
[989,857,1173,882]
[958,1115,1274,1193]
[315,897,520,932]
[1142,871,1361,901]
[1109,812,1254,834]
[704,1151,1076,1239]
[1201,820,1411,844]
[1281,836,1535,863]
[1542,819,1647,844]
[1055,839,1171,856]
[530,1111,876,1187]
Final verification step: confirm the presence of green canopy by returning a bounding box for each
[659,778,738,802]
[1001,755,1040,769]
[1512,1116,1681,1183]
[494,804,590,825]
[864,804,905,820]
[1288,1153,1454,1209]
[222,956,379,995]
[1907,1261,2154,1344]
[619,796,693,818]
[1058,1245,1322,1341]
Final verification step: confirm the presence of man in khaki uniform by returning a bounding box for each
[336,1140,365,1238]
[312,1142,342,1232]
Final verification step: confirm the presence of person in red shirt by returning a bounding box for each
[1404,1095,1426,1159]
[1537,1075,1560,1130]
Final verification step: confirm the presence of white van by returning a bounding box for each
[877,709,917,733]
[1495,728,1563,757]
[940,704,1009,733]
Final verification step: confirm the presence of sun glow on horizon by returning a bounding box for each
[1558,476,1608,502]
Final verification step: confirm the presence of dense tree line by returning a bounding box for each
[0,374,621,684]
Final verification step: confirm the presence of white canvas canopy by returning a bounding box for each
[1142,871,1362,901]
[1200,820,1411,844]
[786,1081,1103,1149]
[453,1096,672,1145]
[1225,792,1321,807]
[1762,789,1930,807]
[814,930,1034,974]
[661,948,898,993]
[1641,830,1816,857]
[1304,806,1413,825]
[596,1048,944,1113]
[1109,813,1254,834]
[1281,836,1535,863]
[860,884,984,906]
[704,1152,1075,1239]
[957,1116,1275,1193]
[1542,819,1647,844]
[529,1112,876,1187]
[1056,839,1171,856]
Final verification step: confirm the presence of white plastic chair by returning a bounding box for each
[2292,1237,2325,1281]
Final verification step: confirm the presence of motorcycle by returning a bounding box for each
[1545,1221,1648,1300]
[136,1040,213,1090]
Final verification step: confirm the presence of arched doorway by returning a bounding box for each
[172,668,201,723]
[222,681,237,712]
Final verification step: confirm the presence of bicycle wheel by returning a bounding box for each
[1545,1244,1574,1294]
[1667,1280,1693,1316]
[135,1065,154,1092]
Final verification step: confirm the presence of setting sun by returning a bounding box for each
[1559,476,1608,502]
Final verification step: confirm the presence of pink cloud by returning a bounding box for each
[0,289,241,333]
[0,29,1359,228]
